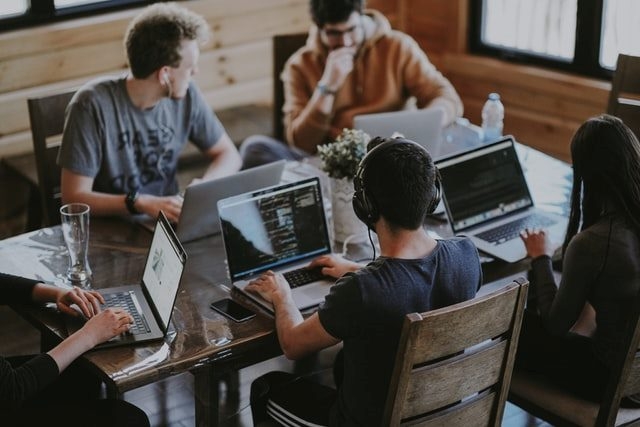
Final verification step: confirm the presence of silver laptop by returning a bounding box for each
[67,211,187,348]
[218,177,334,313]
[354,108,448,157]
[436,136,568,263]
[175,160,286,242]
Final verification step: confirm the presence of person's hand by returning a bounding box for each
[245,271,292,305]
[57,287,104,318]
[79,308,134,347]
[136,194,183,223]
[308,254,361,279]
[520,228,555,258]
[319,46,357,92]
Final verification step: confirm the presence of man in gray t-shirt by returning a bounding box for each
[58,3,241,223]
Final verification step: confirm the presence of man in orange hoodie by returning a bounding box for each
[240,0,463,168]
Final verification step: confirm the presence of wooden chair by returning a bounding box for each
[27,91,75,227]
[272,33,307,142]
[607,54,640,140]
[382,278,528,426]
[509,289,640,427]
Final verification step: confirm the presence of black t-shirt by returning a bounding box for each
[317,238,482,426]
[0,273,60,407]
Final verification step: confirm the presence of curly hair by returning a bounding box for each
[124,2,210,78]
[310,0,365,27]
[564,114,640,252]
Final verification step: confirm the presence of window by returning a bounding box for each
[0,0,151,31]
[2,0,28,18]
[470,0,640,78]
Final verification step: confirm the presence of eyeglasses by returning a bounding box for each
[322,24,359,39]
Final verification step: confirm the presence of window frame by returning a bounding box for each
[468,0,612,79]
[0,0,152,31]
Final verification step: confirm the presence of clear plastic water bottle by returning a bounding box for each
[481,92,504,142]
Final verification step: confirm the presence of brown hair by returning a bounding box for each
[124,2,210,78]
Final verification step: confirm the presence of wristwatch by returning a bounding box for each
[316,83,337,96]
[125,190,140,214]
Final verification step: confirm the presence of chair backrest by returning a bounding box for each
[509,283,640,427]
[607,54,640,140]
[383,278,528,427]
[595,287,640,426]
[27,91,75,227]
[272,33,307,142]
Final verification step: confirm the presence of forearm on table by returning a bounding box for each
[47,330,96,373]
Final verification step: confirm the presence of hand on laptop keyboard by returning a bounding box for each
[307,254,363,279]
[245,270,293,304]
[76,307,134,344]
[519,228,556,259]
[56,286,105,319]
[283,267,329,288]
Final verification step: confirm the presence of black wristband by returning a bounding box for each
[125,190,139,214]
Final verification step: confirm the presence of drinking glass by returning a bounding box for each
[60,203,92,287]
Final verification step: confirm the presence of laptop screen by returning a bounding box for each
[142,213,187,329]
[218,177,332,281]
[437,138,534,232]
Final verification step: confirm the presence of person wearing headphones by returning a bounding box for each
[59,3,242,224]
[246,137,481,426]
[516,114,640,403]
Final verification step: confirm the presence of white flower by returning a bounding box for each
[318,128,371,179]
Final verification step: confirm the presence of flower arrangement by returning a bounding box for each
[317,128,371,180]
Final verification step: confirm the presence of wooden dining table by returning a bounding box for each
[0,143,572,426]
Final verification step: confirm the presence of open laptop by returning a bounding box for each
[175,160,286,242]
[67,211,187,348]
[436,136,568,263]
[354,108,452,158]
[135,161,285,237]
[218,177,334,313]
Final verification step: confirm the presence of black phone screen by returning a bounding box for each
[210,298,256,322]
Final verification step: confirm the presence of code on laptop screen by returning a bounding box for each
[438,140,533,231]
[218,178,331,280]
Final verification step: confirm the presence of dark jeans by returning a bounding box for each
[5,355,149,427]
[239,135,309,170]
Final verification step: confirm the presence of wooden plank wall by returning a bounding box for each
[0,0,312,158]
[0,0,613,161]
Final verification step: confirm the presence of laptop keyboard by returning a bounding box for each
[283,267,328,288]
[476,213,556,244]
[102,291,151,335]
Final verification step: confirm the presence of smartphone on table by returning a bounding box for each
[210,298,256,322]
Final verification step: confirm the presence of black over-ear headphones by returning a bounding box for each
[352,138,441,230]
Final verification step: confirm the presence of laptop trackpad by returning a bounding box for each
[295,282,332,304]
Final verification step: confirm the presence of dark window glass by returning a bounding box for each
[0,0,152,31]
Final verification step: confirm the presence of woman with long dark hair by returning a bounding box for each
[517,114,640,401]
